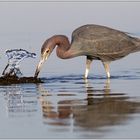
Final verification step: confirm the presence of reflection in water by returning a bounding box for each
[1,75,140,138]
[37,78,140,137]
[38,84,73,126]
[74,79,139,131]
[3,86,38,117]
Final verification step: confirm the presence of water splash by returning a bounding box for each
[2,49,36,76]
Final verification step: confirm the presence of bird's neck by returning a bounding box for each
[49,35,76,59]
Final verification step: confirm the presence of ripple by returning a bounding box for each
[57,93,76,96]
[40,73,140,83]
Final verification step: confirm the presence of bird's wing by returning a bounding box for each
[70,24,139,61]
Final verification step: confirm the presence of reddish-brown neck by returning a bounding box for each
[48,35,75,59]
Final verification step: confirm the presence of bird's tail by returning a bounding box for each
[132,37,140,53]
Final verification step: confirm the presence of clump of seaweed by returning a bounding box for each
[0,49,43,85]
[0,74,43,85]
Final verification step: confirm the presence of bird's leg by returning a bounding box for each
[102,62,110,78]
[84,57,93,79]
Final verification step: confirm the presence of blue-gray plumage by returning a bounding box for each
[34,24,140,78]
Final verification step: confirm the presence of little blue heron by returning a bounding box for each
[34,24,140,78]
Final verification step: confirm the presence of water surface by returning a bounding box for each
[0,70,140,138]
[0,2,140,138]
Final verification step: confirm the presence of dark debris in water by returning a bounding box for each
[0,74,43,85]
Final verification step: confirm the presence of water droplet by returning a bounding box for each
[3,49,36,76]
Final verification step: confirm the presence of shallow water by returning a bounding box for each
[1,2,140,138]
[0,70,140,138]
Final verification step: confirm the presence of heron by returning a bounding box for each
[34,24,140,78]
[3,49,36,76]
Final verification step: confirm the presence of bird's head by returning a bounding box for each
[34,40,54,78]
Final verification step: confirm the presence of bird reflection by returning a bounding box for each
[37,78,140,131]
[74,79,140,130]
[38,84,73,126]
[4,86,38,117]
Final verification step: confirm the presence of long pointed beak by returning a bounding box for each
[34,58,46,78]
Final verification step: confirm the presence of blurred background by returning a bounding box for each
[0,1,140,77]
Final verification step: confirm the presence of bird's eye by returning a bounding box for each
[46,49,50,53]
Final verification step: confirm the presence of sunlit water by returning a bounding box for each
[0,70,140,138]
